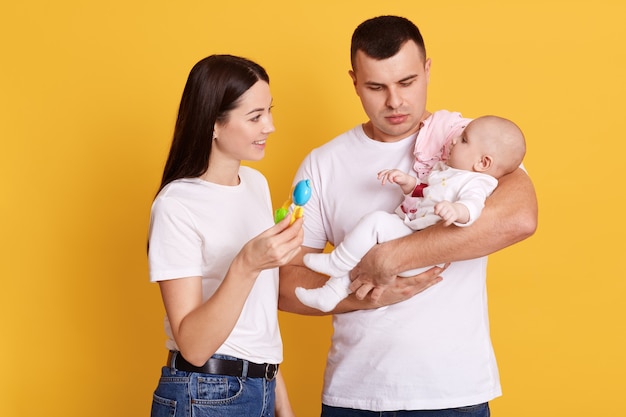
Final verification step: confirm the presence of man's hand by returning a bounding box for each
[349,245,448,303]
[347,243,392,298]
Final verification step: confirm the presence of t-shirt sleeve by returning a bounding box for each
[293,152,328,250]
[148,196,203,282]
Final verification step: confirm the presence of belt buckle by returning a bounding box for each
[264,364,278,381]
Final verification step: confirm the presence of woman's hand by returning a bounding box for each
[161,217,303,366]
[274,369,296,417]
[236,216,304,275]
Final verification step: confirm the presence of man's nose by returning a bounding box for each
[386,88,402,109]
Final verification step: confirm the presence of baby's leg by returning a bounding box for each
[303,248,359,277]
[304,211,413,276]
[295,275,352,312]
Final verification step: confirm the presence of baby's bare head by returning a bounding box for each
[469,115,526,178]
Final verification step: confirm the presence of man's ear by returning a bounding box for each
[474,155,493,172]
[424,58,432,85]
[349,69,358,90]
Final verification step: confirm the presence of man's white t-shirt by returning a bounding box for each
[294,112,501,410]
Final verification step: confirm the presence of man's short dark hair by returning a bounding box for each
[351,15,426,70]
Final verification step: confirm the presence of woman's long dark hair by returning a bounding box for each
[157,55,269,194]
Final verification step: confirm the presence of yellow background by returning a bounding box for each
[1,1,625,416]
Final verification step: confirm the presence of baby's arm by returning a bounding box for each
[378,169,418,195]
[434,201,470,226]
[436,173,499,227]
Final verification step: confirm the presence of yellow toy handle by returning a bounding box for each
[274,179,312,224]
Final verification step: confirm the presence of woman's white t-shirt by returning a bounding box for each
[148,166,282,364]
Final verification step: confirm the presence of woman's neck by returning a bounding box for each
[200,158,241,186]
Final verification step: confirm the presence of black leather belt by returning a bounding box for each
[167,351,278,381]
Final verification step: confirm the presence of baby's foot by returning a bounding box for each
[295,275,352,312]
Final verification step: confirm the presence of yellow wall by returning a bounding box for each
[1,1,624,416]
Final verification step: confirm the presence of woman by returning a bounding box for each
[148,55,302,417]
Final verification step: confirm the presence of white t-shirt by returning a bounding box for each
[293,113,501,410]
[148,166,283,364]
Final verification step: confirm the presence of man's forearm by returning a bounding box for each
[278,263,331,315]
[278,246,391,315]
[376,168,538,274]
[279,262,423,314]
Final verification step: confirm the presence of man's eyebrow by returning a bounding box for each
[364,74,418,87]
[364,80,385,87]
[398,74,418,83]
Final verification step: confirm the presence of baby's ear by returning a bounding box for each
[474,155,493,172]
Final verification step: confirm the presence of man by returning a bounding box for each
[279,15,537,416]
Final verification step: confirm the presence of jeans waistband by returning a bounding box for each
[167,351,278,381]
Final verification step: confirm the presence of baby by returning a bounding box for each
[296,115,527,311]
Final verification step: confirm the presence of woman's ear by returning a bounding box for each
[474,155,493,172]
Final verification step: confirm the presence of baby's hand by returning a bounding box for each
[378,169,404,185]
[377,169,417,195]
[434,201,459,226]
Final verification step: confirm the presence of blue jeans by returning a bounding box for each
[151,355,276,417]
[321,403,490,417]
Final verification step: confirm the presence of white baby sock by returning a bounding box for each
[303,248,359,277]
[295,275,352,312]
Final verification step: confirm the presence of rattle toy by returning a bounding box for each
[274,179,312,224]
